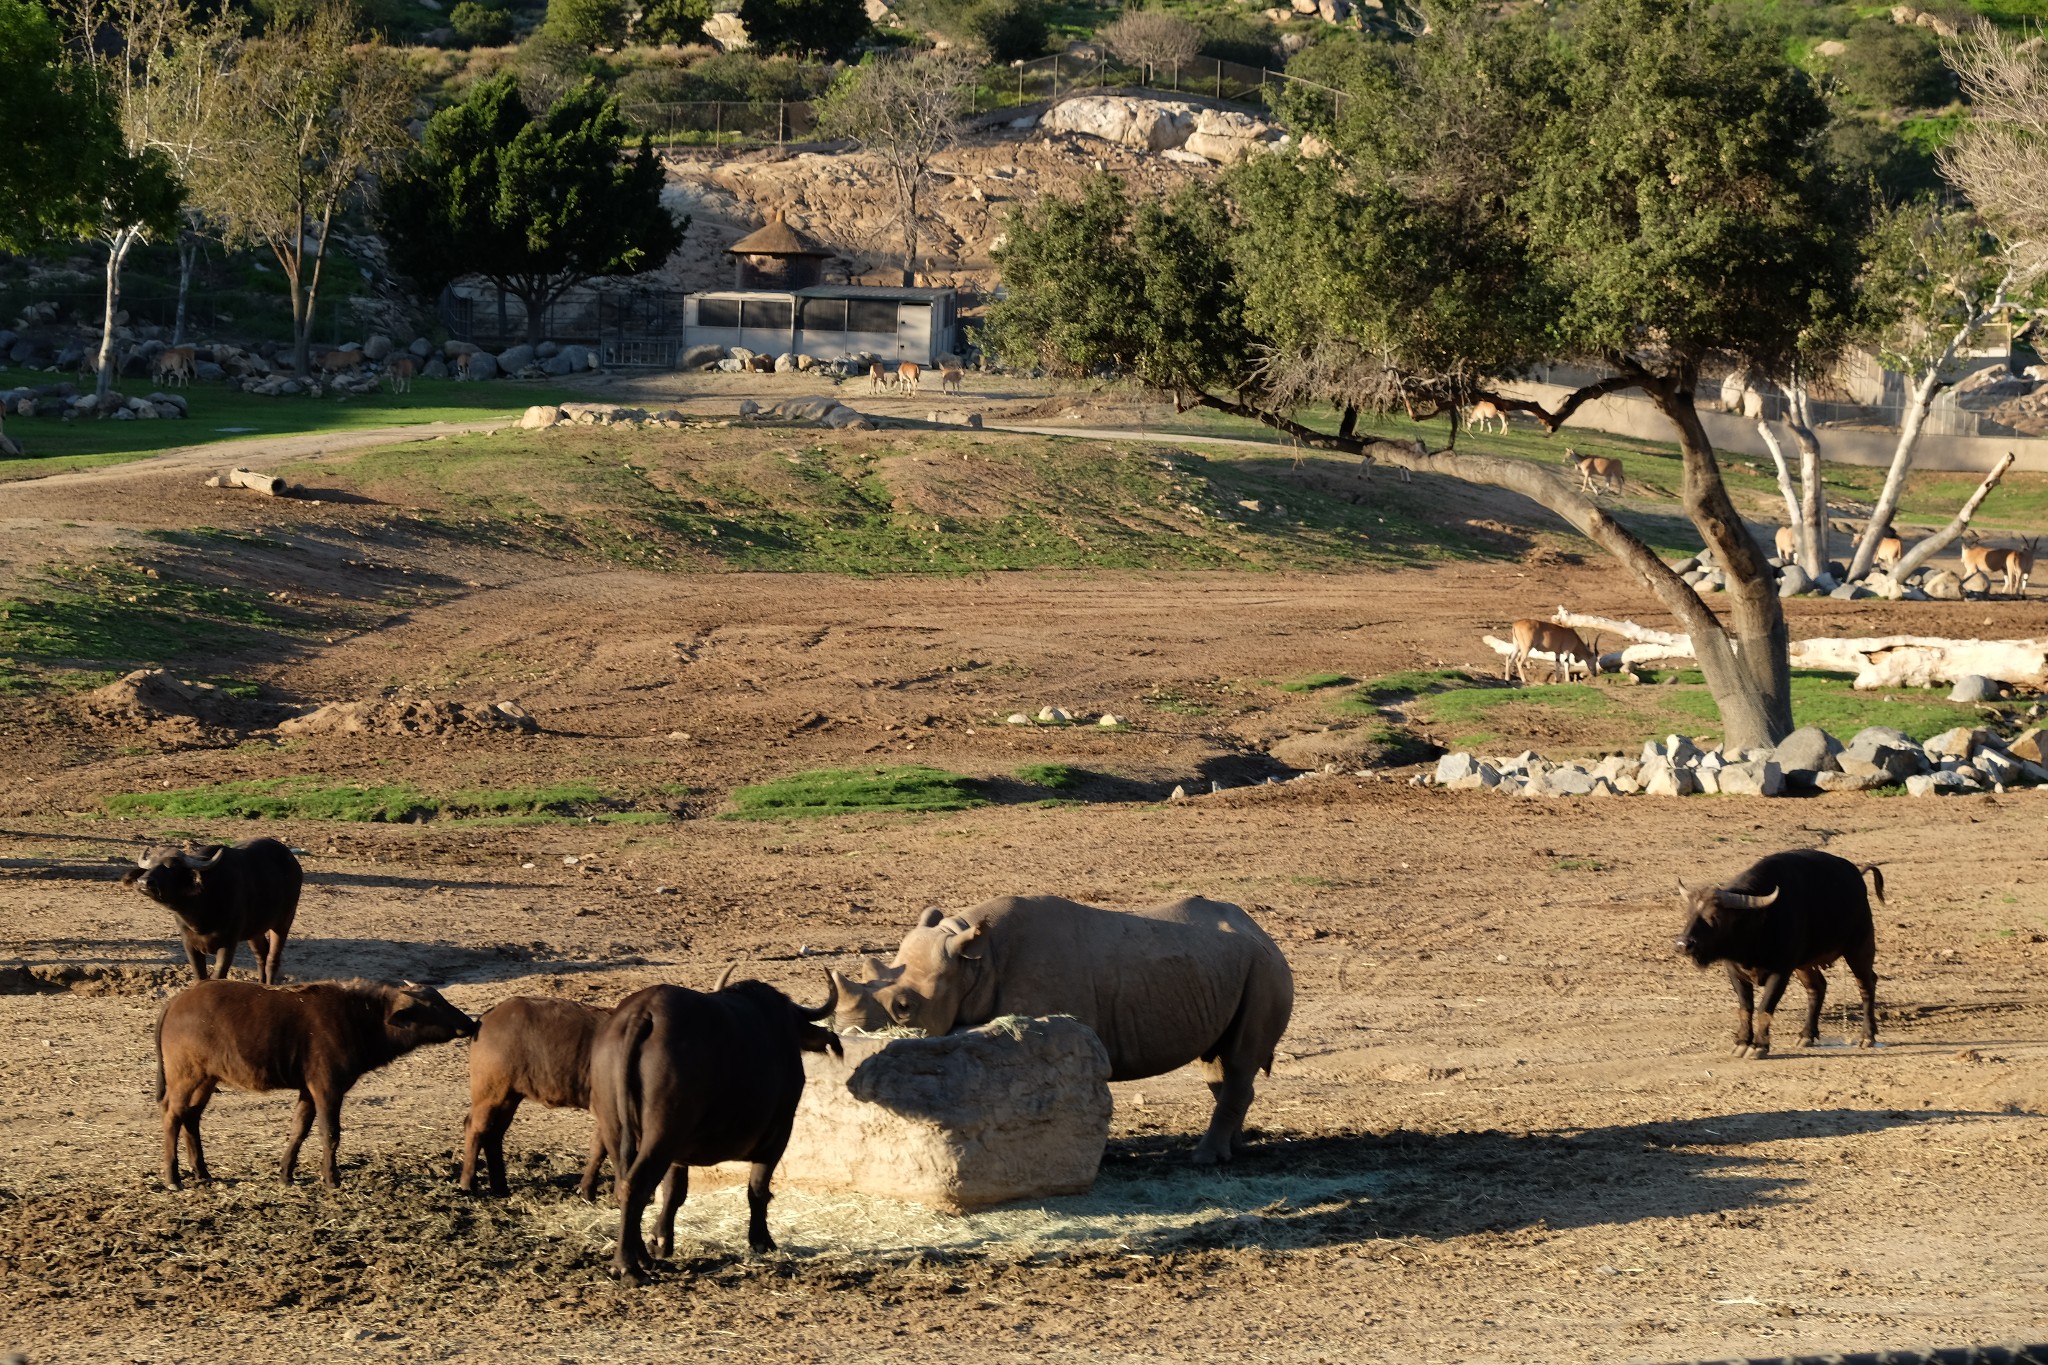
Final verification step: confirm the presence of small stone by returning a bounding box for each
[1006,713,1032,725]
[1038,706,1070,723]
[1435,753,1481,785]
[1169,784,1187,801]
[1098,714,1123,727]
[1778,565,1814,597]
[1925,726,1981,760]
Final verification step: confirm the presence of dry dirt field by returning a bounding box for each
[1,422,2045,1364]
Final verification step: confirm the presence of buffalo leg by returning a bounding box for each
[1193,1061,1256,1165]
[1748,971,1792,1059]
[461,1097,520,1196]
[211,941,237,980]
[163,1079,214,1187]
[612,1155,668,1282]
[258,929,288,984]
[576,1132,605,1203]
[744,1160,778,1253]
[1846,936,1880,1048]
[1725,964,1756,1054]
[315,1090,344,1186]
[1795,968,1827,1046]
[182,939,209,981]
[281,1090,316,1183]
[653,1165,688,1258]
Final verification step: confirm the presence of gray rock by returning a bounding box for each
[1978,748,2023,785]
[1814,769,1892,793]
[497,344,536,373]
[682,344,725,369]
[716,357,745,373]
[408,336,433,359]
[1949,674,2000,703]
[1924,569,1964,600]
[535,340,561,359]
[1665,735,1702,768]
[541,352,578,376]
[1778,564,1814,597]
[464,352,499,381]
[1829,582,1873,600]
[1924,726,1983,760]
[194,360,224,382]
[1643,761,1698,797]
[1435,753,1481,785]
[363,334,393,362]
[1694,765,1722,795]
[738,398,761,418]
[1540,766,1598,797]
[1716,759,1785,797]
[775,351,797,373]
[1669,557,1700,575]
[1773,725,1843,776]
[424,356,449,379]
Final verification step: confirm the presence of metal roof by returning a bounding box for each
[793,285,956,302]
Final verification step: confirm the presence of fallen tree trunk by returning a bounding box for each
[206,467,286,496]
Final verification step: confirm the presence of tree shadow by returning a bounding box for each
[0,934,618,993]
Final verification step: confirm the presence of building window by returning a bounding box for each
[801,298,847,332]
[743,298,793,330]
[847,299,899,334]
[698,297,740,329]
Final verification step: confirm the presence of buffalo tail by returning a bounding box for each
[152,1003,166,1105]
[1862,864,1887,903]
[611,999,656,1179]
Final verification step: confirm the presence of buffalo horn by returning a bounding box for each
[1715,886,1780,911]
[713,962,739,991]
[804,968,842,1020]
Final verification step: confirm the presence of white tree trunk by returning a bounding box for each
[95,229,140,402]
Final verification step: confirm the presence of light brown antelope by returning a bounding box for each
[384,355,416,393]
[454,351,477,381]
[1505,618,1602,684]
[896,361,921,395]
[317,349,364,376]
[1774,526,1798,561]
[1965,537,2038,597]
[939,364,964,395]
[1565,447,1625,497]
[153,346,196,388]
[1960,539,2000,591]
[1465,400,1506,434]
[868,361,888,393]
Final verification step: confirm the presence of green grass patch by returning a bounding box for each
[1142,688,1213,716]
[1338,669,1482,711]
[1278,672,1354,693]
[1014,762,1083,789]
[0,368,533,479]
[103,778,633,823]
[725,765,988,820]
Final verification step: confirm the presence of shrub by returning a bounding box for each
[637,0,711,43]
[737,0,868,57]
[1825,116,1941,199]
[965,0,1046,62]
[1835,17,1951,109]
[451,0,515,46]
[543,0,628,47]
[1101,8,1200,70]
[1195,10,1279,68]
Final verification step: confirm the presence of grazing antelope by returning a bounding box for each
[938,364,964,395]
[1465,400,1506,434]
[453,351,476,381]
[1505,618,1602,685]
[1565,447,1625,497]
[317,349,364,376]
[896,361,921,395]
[153,346,196,388]
[868,361,888,393]
[384,356,416,393]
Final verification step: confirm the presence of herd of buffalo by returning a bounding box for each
[119,834,1887,1280]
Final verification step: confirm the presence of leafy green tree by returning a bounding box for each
[738,0,866,58]
[1836,17,1950,110]
[990,0,1864,750]
[637,0,709,44]
[380,75,687,345]
[451,0,515,46]
[544,0,625,47]
[0,0,121,252]
[964,0,1045,63]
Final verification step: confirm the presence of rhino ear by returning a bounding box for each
[917,905,946,929]
[827,967,865,1002]
[944,922,985,962]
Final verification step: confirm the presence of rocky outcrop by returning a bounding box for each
[1042,97,1283,164]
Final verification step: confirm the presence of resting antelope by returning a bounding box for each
[1565,447,1624,497]
[1505,618,1602,684]
[1465,400,1507,434]
[453,351,477,381]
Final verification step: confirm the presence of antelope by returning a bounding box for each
[153,346,196,388]
[939,364,964,395]
[896,361,921,395]
[1964,537,2038,597]
[1774,526,1798,561]
[1875,533,1904,571]
[1465,400,1506,434]
[1505,618,1602,685]
[1565,447,1625,497]
[868,361,888,393]
[317,349,364,376]
[384,356,416,393]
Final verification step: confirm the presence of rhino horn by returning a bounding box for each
[1716,886,1780,911]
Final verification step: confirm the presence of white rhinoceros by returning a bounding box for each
[825,894,1294,1164]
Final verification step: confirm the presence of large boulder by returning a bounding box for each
[496,344,536,373]
[703,10,749,47]
[464,352,500,381]
[1924,568,1964,600]
[363,334,394,362]
[1772,726,1843,778]
[1180,108,1284,165]
[760,1015,1112,1211]
[681,343,725,370]
[1043,96,1199,153]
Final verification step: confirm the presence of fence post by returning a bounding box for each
[715,101,722,146]
[779,99,785,146]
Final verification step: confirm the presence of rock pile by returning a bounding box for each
[1,385,189,421]
[1424,723,2048,798]
[1042,97,1286,164]
[518,403,695,430]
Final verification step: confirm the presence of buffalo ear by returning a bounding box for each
[917,905,946,929]
[944,922,985,962]
[120,867,144,886]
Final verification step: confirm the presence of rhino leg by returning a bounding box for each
[1191,1061,1255,1166]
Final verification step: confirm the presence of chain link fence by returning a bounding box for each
[619,99,820,148]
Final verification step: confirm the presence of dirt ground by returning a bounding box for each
[2,431,2046,1364]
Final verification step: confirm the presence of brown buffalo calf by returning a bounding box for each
[461,996,612,1198]
[156,979,477,1187]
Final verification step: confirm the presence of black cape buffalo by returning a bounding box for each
[123,837,303,983]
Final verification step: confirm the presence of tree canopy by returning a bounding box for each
[0,0,126,252]
[988,0,1866,750]
[737,0,867,58]
[380,75,687,345]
